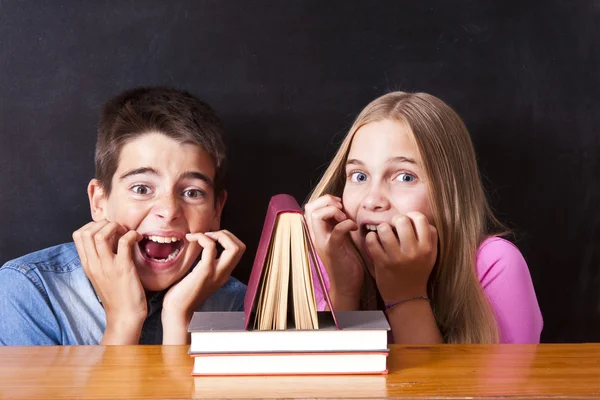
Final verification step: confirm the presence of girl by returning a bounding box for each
[305,92,542,344]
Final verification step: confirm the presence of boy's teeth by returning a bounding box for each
[365,224,379,232]
[146,235,179,243]
[153,248,180,263]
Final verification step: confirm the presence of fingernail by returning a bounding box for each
[205,232,215,238]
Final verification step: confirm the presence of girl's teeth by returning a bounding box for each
[366,224,379,231]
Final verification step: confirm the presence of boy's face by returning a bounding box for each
[89,132,225,292]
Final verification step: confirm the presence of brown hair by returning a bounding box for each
[95,86,227,197]
[309,91,505,343]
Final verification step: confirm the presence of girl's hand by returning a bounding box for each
[161,230,245,344]
[73,220,146,344]
[366,211,438,303]
[304,195,364,310]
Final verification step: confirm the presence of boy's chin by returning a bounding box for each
[139,275,180,293]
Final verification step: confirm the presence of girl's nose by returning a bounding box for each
[361,184,391,212]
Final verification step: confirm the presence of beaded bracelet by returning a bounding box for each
[385,295,430,310]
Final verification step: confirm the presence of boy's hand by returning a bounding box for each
[304,195,364,311]
[161,230,245,344]
[365,212,438,303]
[72,220,146,344]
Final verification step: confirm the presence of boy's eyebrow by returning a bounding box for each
[180,171,214,187]
[119,167,158,180]
[119,168,214,187]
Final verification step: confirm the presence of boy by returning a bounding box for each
[0,87,246,345]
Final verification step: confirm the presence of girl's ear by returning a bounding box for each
[88,179,108,222]
[213,190,228,230]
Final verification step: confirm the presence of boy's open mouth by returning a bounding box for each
[139,235,184,263]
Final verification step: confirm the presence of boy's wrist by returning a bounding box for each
[102,316,144,345]
[161,311,192,345]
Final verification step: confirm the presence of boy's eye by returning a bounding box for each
[396,173,416,183]
[349,172,368,183]
[131,185,152,195]
[183,189,205,199]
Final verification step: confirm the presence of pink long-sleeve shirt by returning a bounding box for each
[315,237,543,343]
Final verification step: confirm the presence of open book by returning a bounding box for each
[243,194,337,331]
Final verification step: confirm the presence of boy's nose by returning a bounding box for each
[153,195,182,221]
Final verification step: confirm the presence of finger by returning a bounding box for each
[80,220,110,269]
[73,221,98,269]
[376,222,404,256]
[392,215,418,253]
[205,230,246,256]
[308,206,348,250]
[95,222,126,263]
[205,230,245,274]
[116,230,143,272]
[311,205,348,225]
[305,197,343,239]
[365,231,386,264]
[328,219,359,248]
[304,195,343,214]
[186,232,218,268]
[405,212,432,245]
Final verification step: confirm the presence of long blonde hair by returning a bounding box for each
[308,92,504,343]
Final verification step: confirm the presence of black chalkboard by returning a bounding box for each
[0,0,598,342]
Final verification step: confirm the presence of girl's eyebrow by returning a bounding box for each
[346,156,418,166]
[387,156,417,165]
[346,159,364,166]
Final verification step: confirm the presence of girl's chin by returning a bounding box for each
[363,257,375,277]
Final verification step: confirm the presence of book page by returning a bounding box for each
[257,215,285,330]
[301,224,319,328]
[274,214,291,330]
[253,233,274,330]
[290,213,319,329]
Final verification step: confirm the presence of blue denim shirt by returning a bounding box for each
[0,242,246,345]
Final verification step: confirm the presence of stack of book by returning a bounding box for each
[188,194,390,376]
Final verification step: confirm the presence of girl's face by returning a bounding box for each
[342,119,434,270]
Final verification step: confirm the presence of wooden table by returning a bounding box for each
[0,344,599,399]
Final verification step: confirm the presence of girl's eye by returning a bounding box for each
[350,172,368,183]
[396,173,416,183]
[131,185,152,195]
[183,189,205,199]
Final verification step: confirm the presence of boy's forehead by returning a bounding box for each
[115,133,216,180]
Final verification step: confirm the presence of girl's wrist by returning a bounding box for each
[384,295,430,311]
[329,290,360,311]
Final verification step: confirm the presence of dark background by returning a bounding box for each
[0,0,598,342]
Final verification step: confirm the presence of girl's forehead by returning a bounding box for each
[347,120,420,161]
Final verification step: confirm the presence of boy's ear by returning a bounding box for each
[88,179,108,222]
[213,190,228,230]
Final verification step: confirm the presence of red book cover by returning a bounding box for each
[243,194,338,330]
